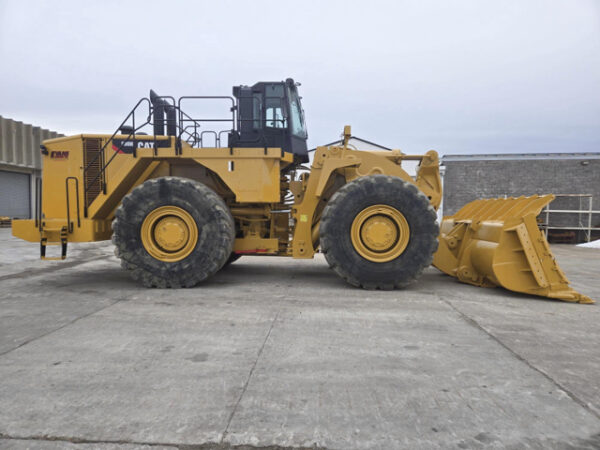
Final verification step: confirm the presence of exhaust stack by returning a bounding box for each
[150,89,177,136]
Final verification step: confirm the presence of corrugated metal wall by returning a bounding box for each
[0,116,63,219]
[0,115,63,169]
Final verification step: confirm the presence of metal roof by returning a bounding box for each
[442,153,600,162]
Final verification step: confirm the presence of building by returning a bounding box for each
[441,153,600,242]
[0,116,63,219]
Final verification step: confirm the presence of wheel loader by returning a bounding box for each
[11,78,594,303]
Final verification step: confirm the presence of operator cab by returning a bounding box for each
[229,78,308,163]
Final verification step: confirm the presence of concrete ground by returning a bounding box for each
[0,228,599,450]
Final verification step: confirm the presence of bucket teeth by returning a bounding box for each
[433,195,595,304]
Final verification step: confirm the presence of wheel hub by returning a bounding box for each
[361,215,398,251]
[154,216,189,252]
[141,206,198,262]
[350,205,410,263]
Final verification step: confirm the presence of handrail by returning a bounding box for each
[82,91,290,210]
[65,177,80,233]
[83,98,152,176]
[35,177,42,230]
[200,130,218,147]
[86,120,152,191]
[177,96,236,149]
[83,98,152,200]
[541,194,598,242]
[218,130,230,147]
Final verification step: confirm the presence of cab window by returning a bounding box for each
[265,84,286,129]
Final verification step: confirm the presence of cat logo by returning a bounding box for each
[136,141,156,149]
[50,151,69,159]
[111,139,171,154]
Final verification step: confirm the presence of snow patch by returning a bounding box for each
[577,239,600,249]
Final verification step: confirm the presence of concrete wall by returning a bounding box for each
[441,155,600,241]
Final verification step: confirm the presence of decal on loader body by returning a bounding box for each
[111,139,170,154]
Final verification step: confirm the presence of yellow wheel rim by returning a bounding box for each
[350,204,410,263]
[141,206,198,262]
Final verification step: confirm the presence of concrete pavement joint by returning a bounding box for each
[0,433,171,447]
[0,295,128,358]
[0,433,326,449]
[220,307,282,444]
[441,297,600,421]
[0,254,112,282]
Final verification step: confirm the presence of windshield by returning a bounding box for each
[288,86,307,138]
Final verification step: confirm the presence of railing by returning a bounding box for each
[82,98,153,216]
[34,177,42,231]
[177,96,236,150]
[65,177,80,233]
[81,93,289,213]
[539,194,600,242]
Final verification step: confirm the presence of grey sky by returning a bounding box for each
[1,0,599,154]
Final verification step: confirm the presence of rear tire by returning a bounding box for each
[112,177,234,288]
[320,175,438,290]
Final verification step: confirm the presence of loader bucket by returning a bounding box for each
[433,195,594,304]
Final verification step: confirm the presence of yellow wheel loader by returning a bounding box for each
[11,79,593,303]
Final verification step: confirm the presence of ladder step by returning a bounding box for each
[40,227,68,260]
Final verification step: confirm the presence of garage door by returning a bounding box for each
[0,170,31,218]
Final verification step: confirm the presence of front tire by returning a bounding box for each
[112,177,234,288]
[222,252,242,268]
[320,175,438,290]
